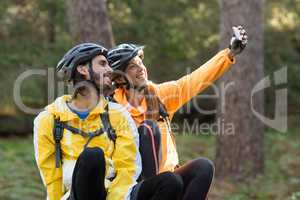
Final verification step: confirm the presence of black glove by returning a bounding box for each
[229,25,248,56]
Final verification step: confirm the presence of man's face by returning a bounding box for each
[124,50,148,87]
[91,55,113,92]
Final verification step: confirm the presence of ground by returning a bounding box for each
[0,126,300,200]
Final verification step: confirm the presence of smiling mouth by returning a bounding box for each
[136,74,146,79]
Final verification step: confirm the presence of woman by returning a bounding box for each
[107,26,248,199]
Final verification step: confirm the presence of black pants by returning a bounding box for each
[175,158,215,200]
[138,121,214,199]
[134,171,183,200]
[138,120,161,179]
[69,147,183,200]
[69,147,106,200]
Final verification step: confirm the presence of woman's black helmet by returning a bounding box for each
[107,43,144,71]
[56,43,108,82]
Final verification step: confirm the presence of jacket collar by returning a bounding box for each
[46,95,108,121]
[113,88,147,117]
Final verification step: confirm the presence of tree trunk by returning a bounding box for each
[67,0,115,48]
[215,0,265,180]
[47,4,56,43]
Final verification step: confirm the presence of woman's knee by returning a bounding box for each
[192,158,215,180]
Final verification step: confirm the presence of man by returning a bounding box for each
[107,26,248,200]
[34,43,183,200]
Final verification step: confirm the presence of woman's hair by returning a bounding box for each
[113,74,162,120]
[144,85,160,120]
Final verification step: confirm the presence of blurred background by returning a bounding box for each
[0,0,299,199]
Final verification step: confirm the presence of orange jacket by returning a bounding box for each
[113,49,235,172]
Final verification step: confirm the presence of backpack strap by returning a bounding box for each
[53,118,64,168]
[157,100,173,135]
[52,104,116,168]
[62,123,106,149]
[106,94,116,103]
[100,104,117,143]
[158,100,169,119]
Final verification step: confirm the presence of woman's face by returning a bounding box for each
[124,50,148,87]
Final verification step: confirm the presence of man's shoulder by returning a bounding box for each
[107,101,131,120]
[107,101,137,131]
[107,101,128,114]
[108,101,125,109]
[34,110,54,125]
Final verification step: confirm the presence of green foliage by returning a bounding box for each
[1,127,300,199]
[0,2,299,199]
[108,0,219,81]
[289,192,300,200]
[0,137,45,199]
[0,0,72,109]
[265,0,300,108]
[0,0,299,134]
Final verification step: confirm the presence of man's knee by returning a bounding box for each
[79,147,105,167]
[160,172,183,192]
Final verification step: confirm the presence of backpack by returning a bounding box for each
[53,104,116,168]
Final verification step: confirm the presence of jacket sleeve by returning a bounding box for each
[33,111,63,200]
[106,109,141,200]
[156,48,235,117]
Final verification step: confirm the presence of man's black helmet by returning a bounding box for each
[107,43,144,71]
[56,43,108,82]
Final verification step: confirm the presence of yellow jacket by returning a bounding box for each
[113,49,235,172]
[33,95,141,200]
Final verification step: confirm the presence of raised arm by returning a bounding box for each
[157,49,234,117]
[157,26,248,117]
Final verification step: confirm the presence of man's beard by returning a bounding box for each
[93,73,113,96]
